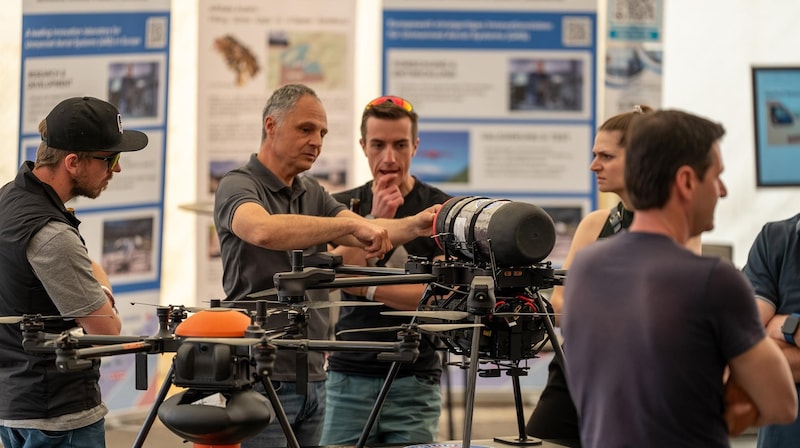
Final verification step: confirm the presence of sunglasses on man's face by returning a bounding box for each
[90,153,121,170]
[364,96,414,112]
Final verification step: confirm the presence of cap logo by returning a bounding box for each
[116,114,123,134]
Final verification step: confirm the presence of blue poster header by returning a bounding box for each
[384,10,594,50]
[22,12,169,57]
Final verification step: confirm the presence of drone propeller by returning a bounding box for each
[182,328,289,347]
[183,337,264,346]
[286,301,383,310]
[336,322,483,336]
[0,316,37,324]
[178,201,214,215]
[492,312,559,317]
[130,302,250,313]
[0,314,113,325]
[381,310,471,320]
[246,288,278,299]
[237,299,383,310]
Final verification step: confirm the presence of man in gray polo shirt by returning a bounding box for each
[214,83,438,447]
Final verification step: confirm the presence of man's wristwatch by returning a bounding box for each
[781,313,800,346]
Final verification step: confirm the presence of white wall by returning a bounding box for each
[663,0,800,267]
[0,0,797,302]
[0,2,22,183]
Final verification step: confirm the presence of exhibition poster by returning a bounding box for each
[195,0,357,302]
[604,0,664,119]
[752,67,800,186]
[382,0,598,267]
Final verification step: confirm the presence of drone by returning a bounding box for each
[261,196,567,448]
[15,196,565,448]
[15,293,478,447]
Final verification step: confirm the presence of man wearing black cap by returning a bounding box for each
[0,96,148,448]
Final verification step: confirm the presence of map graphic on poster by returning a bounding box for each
[267,31,348,90]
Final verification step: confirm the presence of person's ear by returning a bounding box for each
[674,165,695,201]
[63,153,82,173]
[359,137,367,154]
[264,115,276,137]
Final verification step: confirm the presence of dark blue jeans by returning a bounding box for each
[320,371,441,446]
[242,380,326,448]
[0,419,105,448]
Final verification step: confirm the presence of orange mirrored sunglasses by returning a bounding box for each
[364,95,414,112]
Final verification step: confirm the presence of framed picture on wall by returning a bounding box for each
[752,66,800,186]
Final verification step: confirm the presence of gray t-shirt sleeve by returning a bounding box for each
[26,221,107,316]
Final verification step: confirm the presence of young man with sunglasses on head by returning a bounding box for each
[319,95,451,446]
[0,96,148,448]
[214,85,439,447]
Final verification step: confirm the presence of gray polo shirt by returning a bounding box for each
[214,154,345,381]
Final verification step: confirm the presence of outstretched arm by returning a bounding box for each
[231,202,393,260]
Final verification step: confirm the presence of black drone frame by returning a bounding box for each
[20,244,565,448]
[269,249,567,448]
[20,297,421,448]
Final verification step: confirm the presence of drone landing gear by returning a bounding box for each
[355,361,402,448]
[492,371,542,446]
[493,292,565,447]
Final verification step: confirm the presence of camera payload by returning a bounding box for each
[433,196,556,267]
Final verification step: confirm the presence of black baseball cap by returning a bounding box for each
[43,96,148,152]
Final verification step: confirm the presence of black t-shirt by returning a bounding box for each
[328,178,451,380]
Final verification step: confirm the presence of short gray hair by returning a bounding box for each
[261,84,319,141]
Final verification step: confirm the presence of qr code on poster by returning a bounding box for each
[562,16,592,47]
[612,0,657,25]
[145,16,167,49]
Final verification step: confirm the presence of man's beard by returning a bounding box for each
[71,173,105,199]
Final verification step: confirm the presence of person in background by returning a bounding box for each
[562,109,796,447]
[742,211,800,447]
[320,95,451,446]
[0,96,147,448]
[213,84,438,447]
[526,105,661,447]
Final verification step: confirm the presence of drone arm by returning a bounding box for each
[377,332,420,363]
[73,340,155,358]
[272,339,396,352]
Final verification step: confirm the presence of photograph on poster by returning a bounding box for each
[605,43,661,84]
[107,61,160,118]
[508,58,584,112]
[101,217,154,277]
[752,67,800,186]
[267,31,347,90]
[214,34,260,86]
[412,130,469,184]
